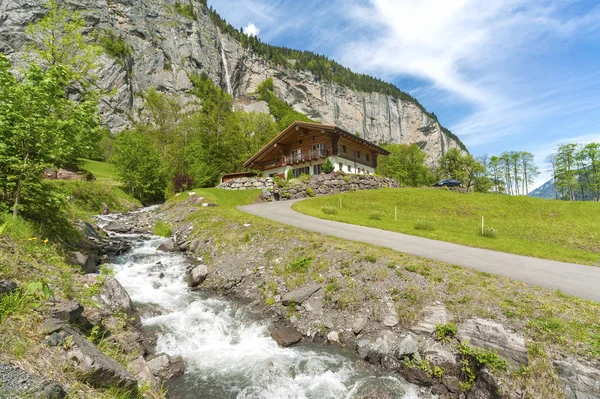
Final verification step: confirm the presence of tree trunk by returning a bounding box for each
[12,181,20,218]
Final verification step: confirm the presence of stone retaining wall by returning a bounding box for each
[217,173,399,200]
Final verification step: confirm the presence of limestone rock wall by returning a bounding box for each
[0,0,465,163]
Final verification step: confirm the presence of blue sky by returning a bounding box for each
[208,0,600,190]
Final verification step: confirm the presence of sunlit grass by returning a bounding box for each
[293,188,600,266]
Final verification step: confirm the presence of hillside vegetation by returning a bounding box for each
[293,188,600,265]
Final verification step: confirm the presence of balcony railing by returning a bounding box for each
[257,149,329,169]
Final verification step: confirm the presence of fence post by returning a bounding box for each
[340,197,342,209]
[395,206,397,221]
[482,216,484,235]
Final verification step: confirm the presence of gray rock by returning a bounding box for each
[70,251,100,273]
[43,332,64,347]
[49,301,83,322]
[457,318,527,366]
[271,327,303,347]
[65,329,137,390]
[102,221,132,234]
[187,265,208,287]
[352,316,367,334]
[422,339,457,366]
[382,312,399,327]
[555,357,600,399]
[356,330,400,365]
[411,304,448,335]
[156,240,180,252]
[0,362,65,399]
[41,317,67,335]
[146,353,185,382]
[327,331,339,343]
[0,280,17,296]
[396,334,418,358]
[281,284,321,306]
[79,221,102,241]
[96,276,136,318]
[129,356,159,388]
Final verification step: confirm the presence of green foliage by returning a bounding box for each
[306,187,315,197]
[112,130,166,204]
[435,323,458,343]
[322,158,334,174]
[321,205,338,215]
[438,149,485,191]
[0,54,101,217]
[286,256,312,273]
[368,211,385,220]
[363,255,377,263]
[458,343,509,391]
[257,78,314,130]
[286,169,295,180]
[0,280,53,323]
[154,219,172,237]
[481,227,499,238]
[97,30,132,67]
[173,1,195,19]
[414,219,435,231]
[377,144,432,186]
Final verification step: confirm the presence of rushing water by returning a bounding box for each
[100,219,431,399]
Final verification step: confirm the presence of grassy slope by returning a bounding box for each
[162,187,599,398]
[292,188,600,266]
[79,158,121,186]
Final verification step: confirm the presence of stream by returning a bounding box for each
[98,212,433,399]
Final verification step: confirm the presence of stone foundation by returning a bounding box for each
[217,173,399,200]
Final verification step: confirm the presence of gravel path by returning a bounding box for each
[239,200,600,302]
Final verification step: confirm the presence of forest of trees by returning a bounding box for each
[478,151,540,196]
[546,143,600,201]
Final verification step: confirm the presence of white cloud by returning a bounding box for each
[243,23,260,37]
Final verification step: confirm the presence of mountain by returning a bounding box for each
[0,0,467,164]
[528,178,556,199]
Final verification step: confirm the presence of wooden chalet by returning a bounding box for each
[243,121,390,178]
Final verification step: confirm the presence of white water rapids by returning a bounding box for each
[101,223,432,398]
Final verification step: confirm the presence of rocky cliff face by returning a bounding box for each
[0,0,465,163]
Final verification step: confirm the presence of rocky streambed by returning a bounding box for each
[96,209,435,398]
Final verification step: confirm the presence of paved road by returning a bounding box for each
[239,200,600,302]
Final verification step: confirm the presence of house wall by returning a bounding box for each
[263,156,375,178]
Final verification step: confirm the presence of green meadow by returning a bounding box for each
[293,188,600,266]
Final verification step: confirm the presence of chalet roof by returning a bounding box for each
[243,121,390,167]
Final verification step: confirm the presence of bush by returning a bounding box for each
[414,219,435,231]
[321,205,338,215]
[306,187,315,197]
[322,158,334,174]
[286,256,312,273]
[435,323,458,343]
[98,30,131,66]
[369,211,385,220]
[173,2,194,19]
[172,173,194,193]
[481,227,499,238]
[286,169,294,180]
[153,219,172,237]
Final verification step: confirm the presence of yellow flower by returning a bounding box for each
[44,238,49,244]
[28,237,37,241]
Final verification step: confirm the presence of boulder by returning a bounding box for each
[422,339,457,366]
[281,284,321,306]
[457,318,527,366]
[187,265,208,287]
[65,329,137,390]
[49,301,84,323]
[156,240,180,252]
[271,327,303,347]
[382,312,399,327]
[554,357,600,399]
[102,221,132,234]
[41,317,68,335]
[411,304,448,335]
[327,331,339,343]
[0,362,65,399]
[396,334,418,358]
[129,356,159,388]
[352,316,368,334]
[0,280,17,296]
[70,251,100,274]
[146,353,185,382]
[356,330,400,365]
[96,277,136,318]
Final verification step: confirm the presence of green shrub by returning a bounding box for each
[364,255,377,263]
[321,205,338,215]
[286,256,312,273]
[154,220,172,237]
[481,227,499,238]
[173,2,194,19]
[369,211,385,220]
[414,219,435,231]
[299,174,311,184]
[306,187,315,197]
[98,30,131,65]
[458,343,509,391]
[286,169,294,180]
[435,323,458,343]
[322,158,334,174]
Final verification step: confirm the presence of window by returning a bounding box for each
[313,143,326,157]
[313,136,316,140]
[313,164,322,175]
[339,163,343,170]
[347,164,352,172]
[298,139,303,144]
[293,166,310,178]
[357,151,361,159]
[342,145,346,153]
[366,154,370,161]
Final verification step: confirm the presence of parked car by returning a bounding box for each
[433,179,462,187]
